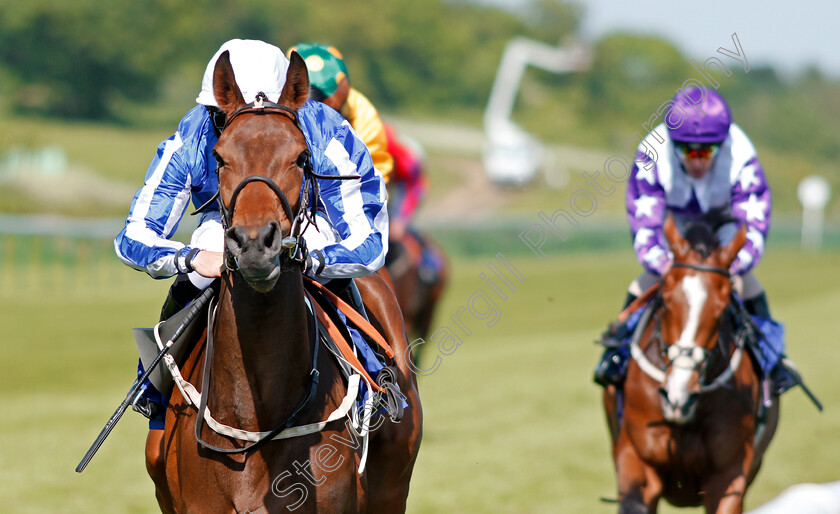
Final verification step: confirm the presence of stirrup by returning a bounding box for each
[593,349,627,387]
[131,388,162,420]
[374,367,405,422]
[771,358,801,396]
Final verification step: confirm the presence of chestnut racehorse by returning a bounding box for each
[603,217,778,513]
[147,50,421,513]
[384,230,448,345]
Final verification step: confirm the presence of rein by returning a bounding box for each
[193,293,321,454]
[192,92,360,271]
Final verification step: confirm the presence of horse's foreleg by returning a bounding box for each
[615,433,662,513]
[354,273,423,513]
[748,398,779,485]
[146,429,175,514]
[703,447,753,514]
[603,385,621,451]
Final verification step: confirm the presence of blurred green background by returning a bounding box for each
[1,0,838,512]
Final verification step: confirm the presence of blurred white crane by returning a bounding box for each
[483,37,590,185]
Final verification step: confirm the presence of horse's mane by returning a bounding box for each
[682,207,734,259]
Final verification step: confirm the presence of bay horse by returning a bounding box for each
[384,230,448,346]
[147,50,421,513]
[603,216,778,513]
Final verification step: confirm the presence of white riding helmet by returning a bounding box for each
[195,39,290,107]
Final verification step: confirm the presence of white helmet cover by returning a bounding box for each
[196,39,290,107]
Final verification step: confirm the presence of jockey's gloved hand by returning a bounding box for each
[304,249,325,275]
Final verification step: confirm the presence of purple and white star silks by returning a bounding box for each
[626,126,771,277]
[634,195,659,219]
[730,156,771,274]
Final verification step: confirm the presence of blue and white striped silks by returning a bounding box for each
[115,99,388,281]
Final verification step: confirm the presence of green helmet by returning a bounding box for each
[287,43,349,97]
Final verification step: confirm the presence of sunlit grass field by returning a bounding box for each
[1,245,839,513]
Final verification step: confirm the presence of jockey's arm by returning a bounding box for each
[729,157,771,275]
[300,101,389,279]
[626,153,670,276]
[395,161,426,223]
[115,107,219,279]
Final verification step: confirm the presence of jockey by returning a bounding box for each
[114,39,389,428]
[384,123,427,241]
[593,87,796,393]
[381,123,444,285]
[287,42,393,184]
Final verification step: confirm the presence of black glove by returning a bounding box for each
[304,249,325,275]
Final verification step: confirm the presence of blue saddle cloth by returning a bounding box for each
[748,314,785,373]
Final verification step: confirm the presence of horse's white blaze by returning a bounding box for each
[664,275,707,409]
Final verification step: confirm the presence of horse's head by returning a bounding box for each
[657,215,746,424]
[212,50,310,292]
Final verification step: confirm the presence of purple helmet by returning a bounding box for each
[666,87,731,143]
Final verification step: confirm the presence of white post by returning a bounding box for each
[797,175,831,250]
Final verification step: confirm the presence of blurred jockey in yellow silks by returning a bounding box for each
[288,43,393,184]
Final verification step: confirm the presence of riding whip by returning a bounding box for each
[75,285,216,473]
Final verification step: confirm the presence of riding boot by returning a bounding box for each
[130,372,166,424]
[770,360,800,395]
[160,274,202,322]
[342,279,370,321]
[133,275,202,421]
[744,292,771,319]
[593,293,637,387]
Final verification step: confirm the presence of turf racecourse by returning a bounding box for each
[1,247,838,513]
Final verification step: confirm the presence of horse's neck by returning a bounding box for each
[209,271,312,430]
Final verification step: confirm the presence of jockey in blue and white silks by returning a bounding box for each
[114,39,389,430]
[115,41,387,285]
[594,87,795,394]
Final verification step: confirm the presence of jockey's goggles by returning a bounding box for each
[674,142,720,161]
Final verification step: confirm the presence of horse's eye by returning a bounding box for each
[213,151,226,170]
[295,151,308,168]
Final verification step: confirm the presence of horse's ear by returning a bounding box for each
[719,223,747,267]
[213,51,246,115]
[663,215,690,260]
[279,51,310,110]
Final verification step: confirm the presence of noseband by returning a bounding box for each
[193,92,359,271]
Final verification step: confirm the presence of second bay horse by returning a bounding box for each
[604,216,778,513]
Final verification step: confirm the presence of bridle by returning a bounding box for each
[193,92,358,272]
[629,261,745,394]
[188,93,358,454]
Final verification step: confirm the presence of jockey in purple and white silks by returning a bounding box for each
[626,87,769,296]
[594,87,795,394]
[114,39,389,430]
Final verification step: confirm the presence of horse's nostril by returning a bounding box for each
[225,226,246,252]
[263,222,277,249]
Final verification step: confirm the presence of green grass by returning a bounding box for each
[0,117,171,184]
[1,247,839,512]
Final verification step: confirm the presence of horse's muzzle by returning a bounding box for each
[225,222,284,292]
[658,387,700,425]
